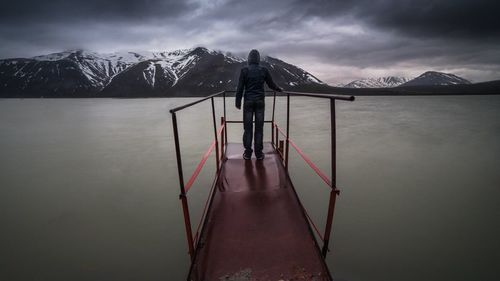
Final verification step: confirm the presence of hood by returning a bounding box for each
[247,49,260,65]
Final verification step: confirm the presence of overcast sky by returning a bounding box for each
[1,0,499,84]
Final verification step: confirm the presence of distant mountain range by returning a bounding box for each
[341,71,471,88]
[0,47,497,97]
[0,47,323,97]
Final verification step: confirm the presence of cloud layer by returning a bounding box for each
[1,0,499,83]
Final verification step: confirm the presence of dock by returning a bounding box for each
[190,143,329,280]
[169,91,354,280]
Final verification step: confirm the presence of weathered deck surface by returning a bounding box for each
[188,143,331,281]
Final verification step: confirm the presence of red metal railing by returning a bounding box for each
[170,92,227,259]
[269,92,353,256]
[169,90,354,261]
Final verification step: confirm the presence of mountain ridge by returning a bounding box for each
[1,48,496,97]
[0,47,324,97]
[399,71,471,87]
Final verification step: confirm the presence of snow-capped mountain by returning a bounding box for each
[341,72,471,88]
[0,47,324,97]
[399,71,471,87]
[343,76,411,88]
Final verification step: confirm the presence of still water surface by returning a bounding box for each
[0,96,499,281]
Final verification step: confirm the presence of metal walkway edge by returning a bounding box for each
[188,143,330,280]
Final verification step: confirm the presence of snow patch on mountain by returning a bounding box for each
[305,73,323,84]
[143,62,156,87]
[155,60,179,86]
[224,53,245,63]
[343,76,411,88]
[172,54,199,79]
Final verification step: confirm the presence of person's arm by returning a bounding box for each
[264,68,283,92]
[235,68,246,109]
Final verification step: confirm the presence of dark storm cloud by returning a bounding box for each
[0,0,196,23]
[204,0,500,82]
[297,0,500,39]
[0,0,499,83]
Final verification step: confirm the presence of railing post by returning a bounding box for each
[171,112,195,259]
[223,91,228,146]
[221,116,225,161]
[271,121,275,147]
[211,97,220,171]
[271,91,276,147]
[274,124,279,149]
[275,126,279,150]
[322,98,338,257]
[285,93,290,170]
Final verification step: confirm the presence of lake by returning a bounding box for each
[0,96,499,281]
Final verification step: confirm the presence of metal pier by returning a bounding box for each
[169,91,354,280]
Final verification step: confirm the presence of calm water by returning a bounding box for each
[0,96,499,281]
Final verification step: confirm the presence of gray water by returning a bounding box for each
[0,96,499,281]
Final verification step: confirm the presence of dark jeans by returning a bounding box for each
[243,99,265,156]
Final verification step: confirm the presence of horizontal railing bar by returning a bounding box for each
[184,141,216,193]
[184,124,225,193]
[224,90,276,93]
[285,91,355,101]
[225,120,273,123]
[169,90,354,113]
[224,90,354,101]
[169,91,225,113]
[288,138,333,189]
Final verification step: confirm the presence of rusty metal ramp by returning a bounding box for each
[188,142,331,281]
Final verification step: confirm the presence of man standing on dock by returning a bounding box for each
[235,49,283,160]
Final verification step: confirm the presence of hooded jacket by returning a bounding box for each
[235,49,282,108]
